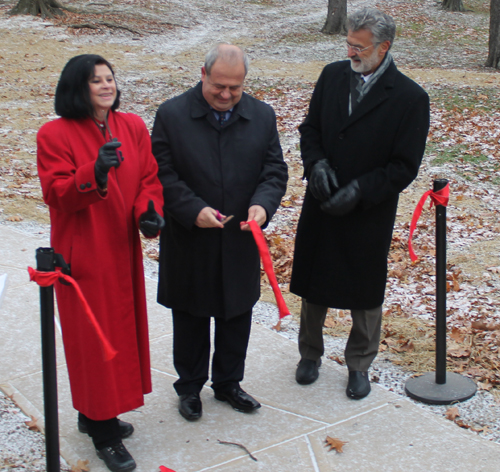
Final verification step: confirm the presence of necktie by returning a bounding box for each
[350,74,365,113]
[219,111,226,126]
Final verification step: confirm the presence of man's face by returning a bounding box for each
[201,59,246,112]
[347,28,390,75]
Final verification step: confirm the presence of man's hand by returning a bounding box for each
[308,159,339,202]
[139,200,165,237]
[240,205,266,231]
[195,207,225,228]
[95,140,122,187]
[320,180,361,216]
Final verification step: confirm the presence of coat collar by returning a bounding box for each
[190,81,251,129]
[340,60,399,130]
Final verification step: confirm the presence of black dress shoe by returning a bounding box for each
[295,358,321,385]
[214,386,261,413]
[96,441,136,472]
[346,371,371,400]
[179,392,202,421]
[78,418,134,439]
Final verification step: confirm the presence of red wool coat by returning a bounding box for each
[37,111,163,420]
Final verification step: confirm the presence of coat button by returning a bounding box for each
[339,133,345,139]
[86,182,91,188]
[80,184,86,190]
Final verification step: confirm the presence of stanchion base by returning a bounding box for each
[405,372,477,405]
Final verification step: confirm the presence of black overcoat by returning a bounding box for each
[290,60,430,310]
[152,82,288,319]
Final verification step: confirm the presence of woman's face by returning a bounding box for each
[88,64,117,120]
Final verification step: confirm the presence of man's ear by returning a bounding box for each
[201,66,207,81]
[379,40,391,55]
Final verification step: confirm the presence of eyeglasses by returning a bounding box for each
[346,40,378,54]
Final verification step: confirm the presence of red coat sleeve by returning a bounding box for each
[37,119,107,213]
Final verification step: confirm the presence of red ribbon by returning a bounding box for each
[248,220,290,322]
[28,267,117,361]
[408,183,450,262]
[159,467,176,472]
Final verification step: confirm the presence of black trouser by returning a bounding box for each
[172,309,252,395]
[79,412,120,449]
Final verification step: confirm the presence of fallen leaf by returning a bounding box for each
[478,380,493,391]
[471,321,488,330]
[324,317,336,328]
[71,460,90,472]
[448,349,471,358]
[325,436,347,453]
[25,415,40,431]
[450,327,465,343]
[445,406,460,421]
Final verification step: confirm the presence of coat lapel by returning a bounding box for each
[340,62,398,131]
[338,68,351,125]
[190,82,220,131]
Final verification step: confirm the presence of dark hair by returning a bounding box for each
[54,54,121,119]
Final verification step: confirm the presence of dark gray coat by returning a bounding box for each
[152,82,288,319]
[290,60,430,309]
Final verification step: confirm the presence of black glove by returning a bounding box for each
[139,200,165,237]
[308,159,339,202]
[95,140,122,187]
[321,180,361,216]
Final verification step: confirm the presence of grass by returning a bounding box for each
[428,86,500,114]
[427,143,489,166]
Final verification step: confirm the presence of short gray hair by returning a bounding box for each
[204,43,249,76]
[347,8,396,49]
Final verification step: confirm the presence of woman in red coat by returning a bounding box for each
[37,55,164,472]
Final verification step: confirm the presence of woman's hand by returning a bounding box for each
[95,140,122,187]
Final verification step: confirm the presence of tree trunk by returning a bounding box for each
[9,0,65,19]
[442,0,466,11]
[322,0,347,35]
[486,0,500,68]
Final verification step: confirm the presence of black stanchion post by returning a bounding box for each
[36,247,60,472]
[434,179,448,385]
[405,180,477,404]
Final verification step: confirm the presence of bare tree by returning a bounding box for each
[442,0,466,11]
[9,0,66,18]
[486,0,500,68]
[322,0,347,35]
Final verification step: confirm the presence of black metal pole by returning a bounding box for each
[36,247,60,472]
[405,180,476,404]
[434,179,448,385]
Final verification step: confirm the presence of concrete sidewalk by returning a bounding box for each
[1,223,499,471]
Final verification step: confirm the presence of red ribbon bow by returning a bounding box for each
[28,266,117,361]
[248,220,291,325]
[408,183,450,262]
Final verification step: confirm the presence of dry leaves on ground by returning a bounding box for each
[325,436,347,453]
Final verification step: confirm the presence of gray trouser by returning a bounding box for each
[298,299,383,372]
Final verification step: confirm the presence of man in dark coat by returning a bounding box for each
[290,8,430,399]
[151,44,288,420]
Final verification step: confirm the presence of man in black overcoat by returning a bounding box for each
[290,8,430,399]
[151,44,288,420]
